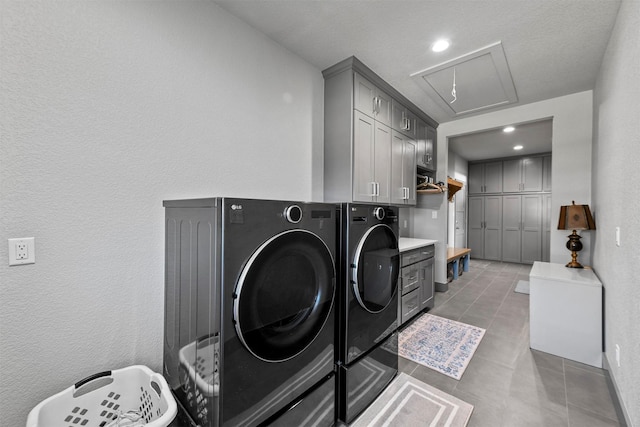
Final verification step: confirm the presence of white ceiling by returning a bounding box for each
[448,119,553,161]
[212,0,620,160]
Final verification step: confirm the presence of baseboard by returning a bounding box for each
[435,282,448,292]
[603,353,632,426]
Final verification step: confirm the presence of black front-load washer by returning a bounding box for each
[163,198,336,426]
[335,203,400,424]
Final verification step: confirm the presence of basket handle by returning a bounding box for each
[75,370,112,389]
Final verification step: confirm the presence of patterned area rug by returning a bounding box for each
[351,372,473,427]
[514,280,530,294]
[399,314,485,380]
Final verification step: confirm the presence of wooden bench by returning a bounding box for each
[447,247,471,281]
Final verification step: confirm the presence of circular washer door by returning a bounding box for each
[351,224,400,313]
[234,229,335,362]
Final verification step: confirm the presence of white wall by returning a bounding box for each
[438,91,594,266]
[592,0,640,423]
[0,2,323,425]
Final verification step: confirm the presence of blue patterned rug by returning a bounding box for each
[399,314,486,380]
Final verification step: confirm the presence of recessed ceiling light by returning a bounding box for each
[431,39,450,53]
[503,126,515,133]
[513,145,523,150]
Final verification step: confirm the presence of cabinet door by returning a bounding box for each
[419,259,434,310]
[468,163,484,194]
[468,196,485,259]
[353,111,376,202]
[404,140,417,205]
[522,157,543,192]
[543,155,552,192]
[502,159,521,193]
[392,100,414,136]
[484,161,503,193]
[484,196,503,261]
[354,73,378,119]
[521,194,542,263]
[373,122,392,203]
[354,73,392,126]
[390,131,406,205]
[391,132,416,205]
[502,195,522,262]
[375,88,393,127]
[424,125,436,171]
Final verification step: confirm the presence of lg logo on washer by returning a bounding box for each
[229,203,244,223]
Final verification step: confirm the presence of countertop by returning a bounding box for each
[530,261,601,287]
[398,237,437,252]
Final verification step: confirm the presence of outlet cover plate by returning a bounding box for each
[8,237,35,266]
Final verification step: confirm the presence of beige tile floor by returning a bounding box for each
[400,260,626,427]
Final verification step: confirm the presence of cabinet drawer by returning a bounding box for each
[401,288,420,324]
[401,245,434,266]
[401,265,420,294]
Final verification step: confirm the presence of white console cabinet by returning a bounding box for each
[529,262,602,368]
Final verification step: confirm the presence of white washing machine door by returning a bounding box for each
[233,229,335,362]
[351,224,400,313]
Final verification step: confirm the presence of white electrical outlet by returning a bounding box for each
[8,237,35,266]
[615,226,621,247]
[615,344,621,367]
[431,211,438,219]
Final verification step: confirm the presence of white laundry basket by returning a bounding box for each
[26,365,177,427]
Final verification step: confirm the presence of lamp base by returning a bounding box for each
[565,232,584,269]
[566,258,584,269]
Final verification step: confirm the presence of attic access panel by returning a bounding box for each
[411,41,517,116]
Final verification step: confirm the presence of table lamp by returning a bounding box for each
[557,201,596,268]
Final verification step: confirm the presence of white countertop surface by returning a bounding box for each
[398,237,437,252]
[530,261,601,287]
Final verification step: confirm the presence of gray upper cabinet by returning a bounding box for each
[392,99,417,138]
[416,121,437,172]
[391,131,416,205]
[323,57,438,205]
[354,73,392,126]
[469,161,503,194]
[503,157,543,192]
[353,111,391,203]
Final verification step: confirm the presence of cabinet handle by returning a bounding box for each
[370,182,377,197]
[377,97,382,114]
[373,97,378,114]
[376,182,380,196]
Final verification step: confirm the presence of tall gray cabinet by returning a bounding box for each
[468,154,551,264]
[322,57,438,204]
[468,195,502,261]
[502,194,543,263]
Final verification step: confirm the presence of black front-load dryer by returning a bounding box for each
[335,203,400,424]
[163,198,336,426]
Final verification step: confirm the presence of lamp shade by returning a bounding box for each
[558,201,596,230]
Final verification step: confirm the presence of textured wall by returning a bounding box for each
[592,0,640,423]
[0,2,323,425]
